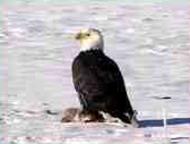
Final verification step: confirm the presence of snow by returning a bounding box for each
[1,2,190,144]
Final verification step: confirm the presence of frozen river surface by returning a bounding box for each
[0,3,190,144]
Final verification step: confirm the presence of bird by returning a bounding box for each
[72,28,137,124]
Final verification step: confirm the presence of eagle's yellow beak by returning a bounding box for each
[75,32,85,40]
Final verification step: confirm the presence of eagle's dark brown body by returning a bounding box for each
[72,50,134,123]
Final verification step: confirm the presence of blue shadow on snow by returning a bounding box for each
[139,117,190,128]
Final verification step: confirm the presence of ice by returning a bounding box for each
[1,2,190,144]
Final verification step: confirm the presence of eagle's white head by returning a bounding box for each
[75,28,104,52]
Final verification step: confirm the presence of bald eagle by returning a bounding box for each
[72,28,137,124]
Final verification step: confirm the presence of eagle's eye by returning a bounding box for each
[86,33,91,37]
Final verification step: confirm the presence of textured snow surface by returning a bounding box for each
[0,3,190,144]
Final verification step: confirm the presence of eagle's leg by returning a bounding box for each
[78,93,104,122]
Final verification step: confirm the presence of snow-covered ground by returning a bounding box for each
[0,3,190,144]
